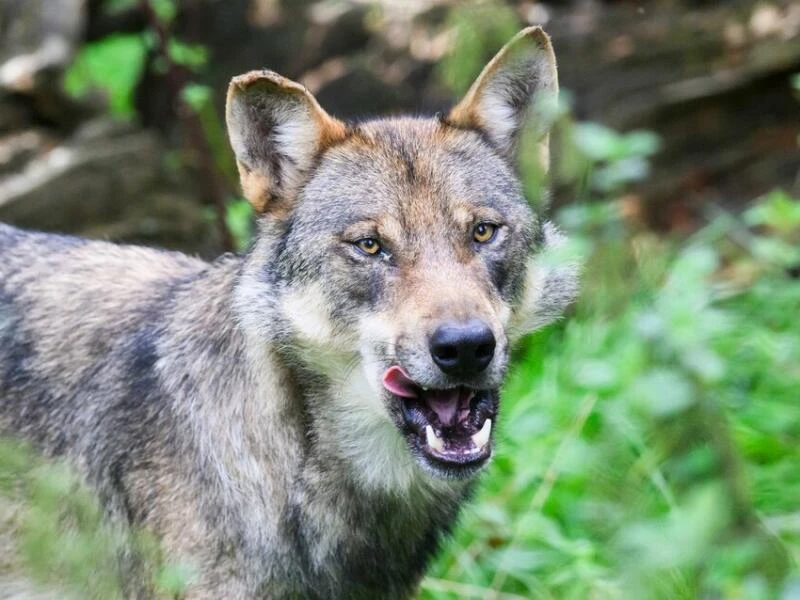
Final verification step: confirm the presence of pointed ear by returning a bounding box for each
[226,70,347,213]
[447,27,558,171]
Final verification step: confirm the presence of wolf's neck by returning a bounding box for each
[180,263,468,594]
[274,359,470,596]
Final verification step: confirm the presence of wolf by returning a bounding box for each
[0,27,577,598]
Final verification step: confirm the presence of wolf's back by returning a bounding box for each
[0,223,210,462]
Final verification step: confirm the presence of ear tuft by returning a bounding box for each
[447,27,558,169]
[226,70,346,213]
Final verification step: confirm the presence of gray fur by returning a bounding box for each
[0,27,577,599]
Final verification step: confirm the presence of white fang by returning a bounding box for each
[425,425,445,452]
[471,419,492,449]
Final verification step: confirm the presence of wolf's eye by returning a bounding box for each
[473,222,498,244]
[354,238,382,256]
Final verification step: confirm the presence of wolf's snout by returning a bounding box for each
[429,320,496,377]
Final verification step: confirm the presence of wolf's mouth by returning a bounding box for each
[383,366,496,474]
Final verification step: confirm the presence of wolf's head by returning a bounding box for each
[228,28,578,485]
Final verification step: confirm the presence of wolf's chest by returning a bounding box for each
[250,477,467,598]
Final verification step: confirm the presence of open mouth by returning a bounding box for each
[383,366,496,474]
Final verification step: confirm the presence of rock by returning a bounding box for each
[0,0,217,253]
[543,0,800,226]
[0,0,85,94]
[0,119,216,254]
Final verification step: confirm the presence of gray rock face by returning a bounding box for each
[0,0,215,254]
[0,0,85,93]
[0,119,214,252]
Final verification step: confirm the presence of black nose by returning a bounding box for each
[429,320,496,377]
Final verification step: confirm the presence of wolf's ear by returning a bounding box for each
[447,27,558,171]
[226,70,347,213]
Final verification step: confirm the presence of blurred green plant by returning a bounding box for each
[743,189,800,270]
[438,3,521,96]
[569,123,661,194]
[203,197,254,253]
[64,0,243,251]
[422,194,800,599]
[422,3,799,599]
[0,439,193,598]
[63,34,147,118]
[180,83,253,251]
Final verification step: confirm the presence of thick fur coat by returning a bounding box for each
[0,28,577,598]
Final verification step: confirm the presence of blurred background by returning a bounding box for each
[0,0,799,598]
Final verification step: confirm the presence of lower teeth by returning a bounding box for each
[423,419,493,454]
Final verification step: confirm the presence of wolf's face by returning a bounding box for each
[277,121,536,477]
[228,28,577,482]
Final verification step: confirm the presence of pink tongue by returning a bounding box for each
[425,389,460,426]
[382,366,419,399]
[382,367,465,427]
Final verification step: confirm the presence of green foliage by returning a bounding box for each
[743,189,800,269]
[167,39,209,72]
[422,6,800,598]
[224,198,255,253]
[570,123,661,193]
[422,194,800,598]
[745,189,800,235]
[63,34,147,118]
[438,3,521,95]
[181,83,239,186]
[150,0,178,25]
[102,0,139,14]
[0,439,193,598]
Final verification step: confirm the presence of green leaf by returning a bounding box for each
[622,130,661,157]
[167,39,209,71]
[573,359,618,392]
[225,198,255,252]
[591,156,650,191]
[750,236,800,267]
[744,189,800,235]
[63,34,147,118]
[572,122,623,161]
[181,83,213,113]
[682,346,726,383]
[150,0,177,25]
[631,369,696,417]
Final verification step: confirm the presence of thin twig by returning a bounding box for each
[489,393,598,597]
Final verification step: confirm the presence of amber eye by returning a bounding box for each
[473,222,498,244]
[355,238,382,256]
